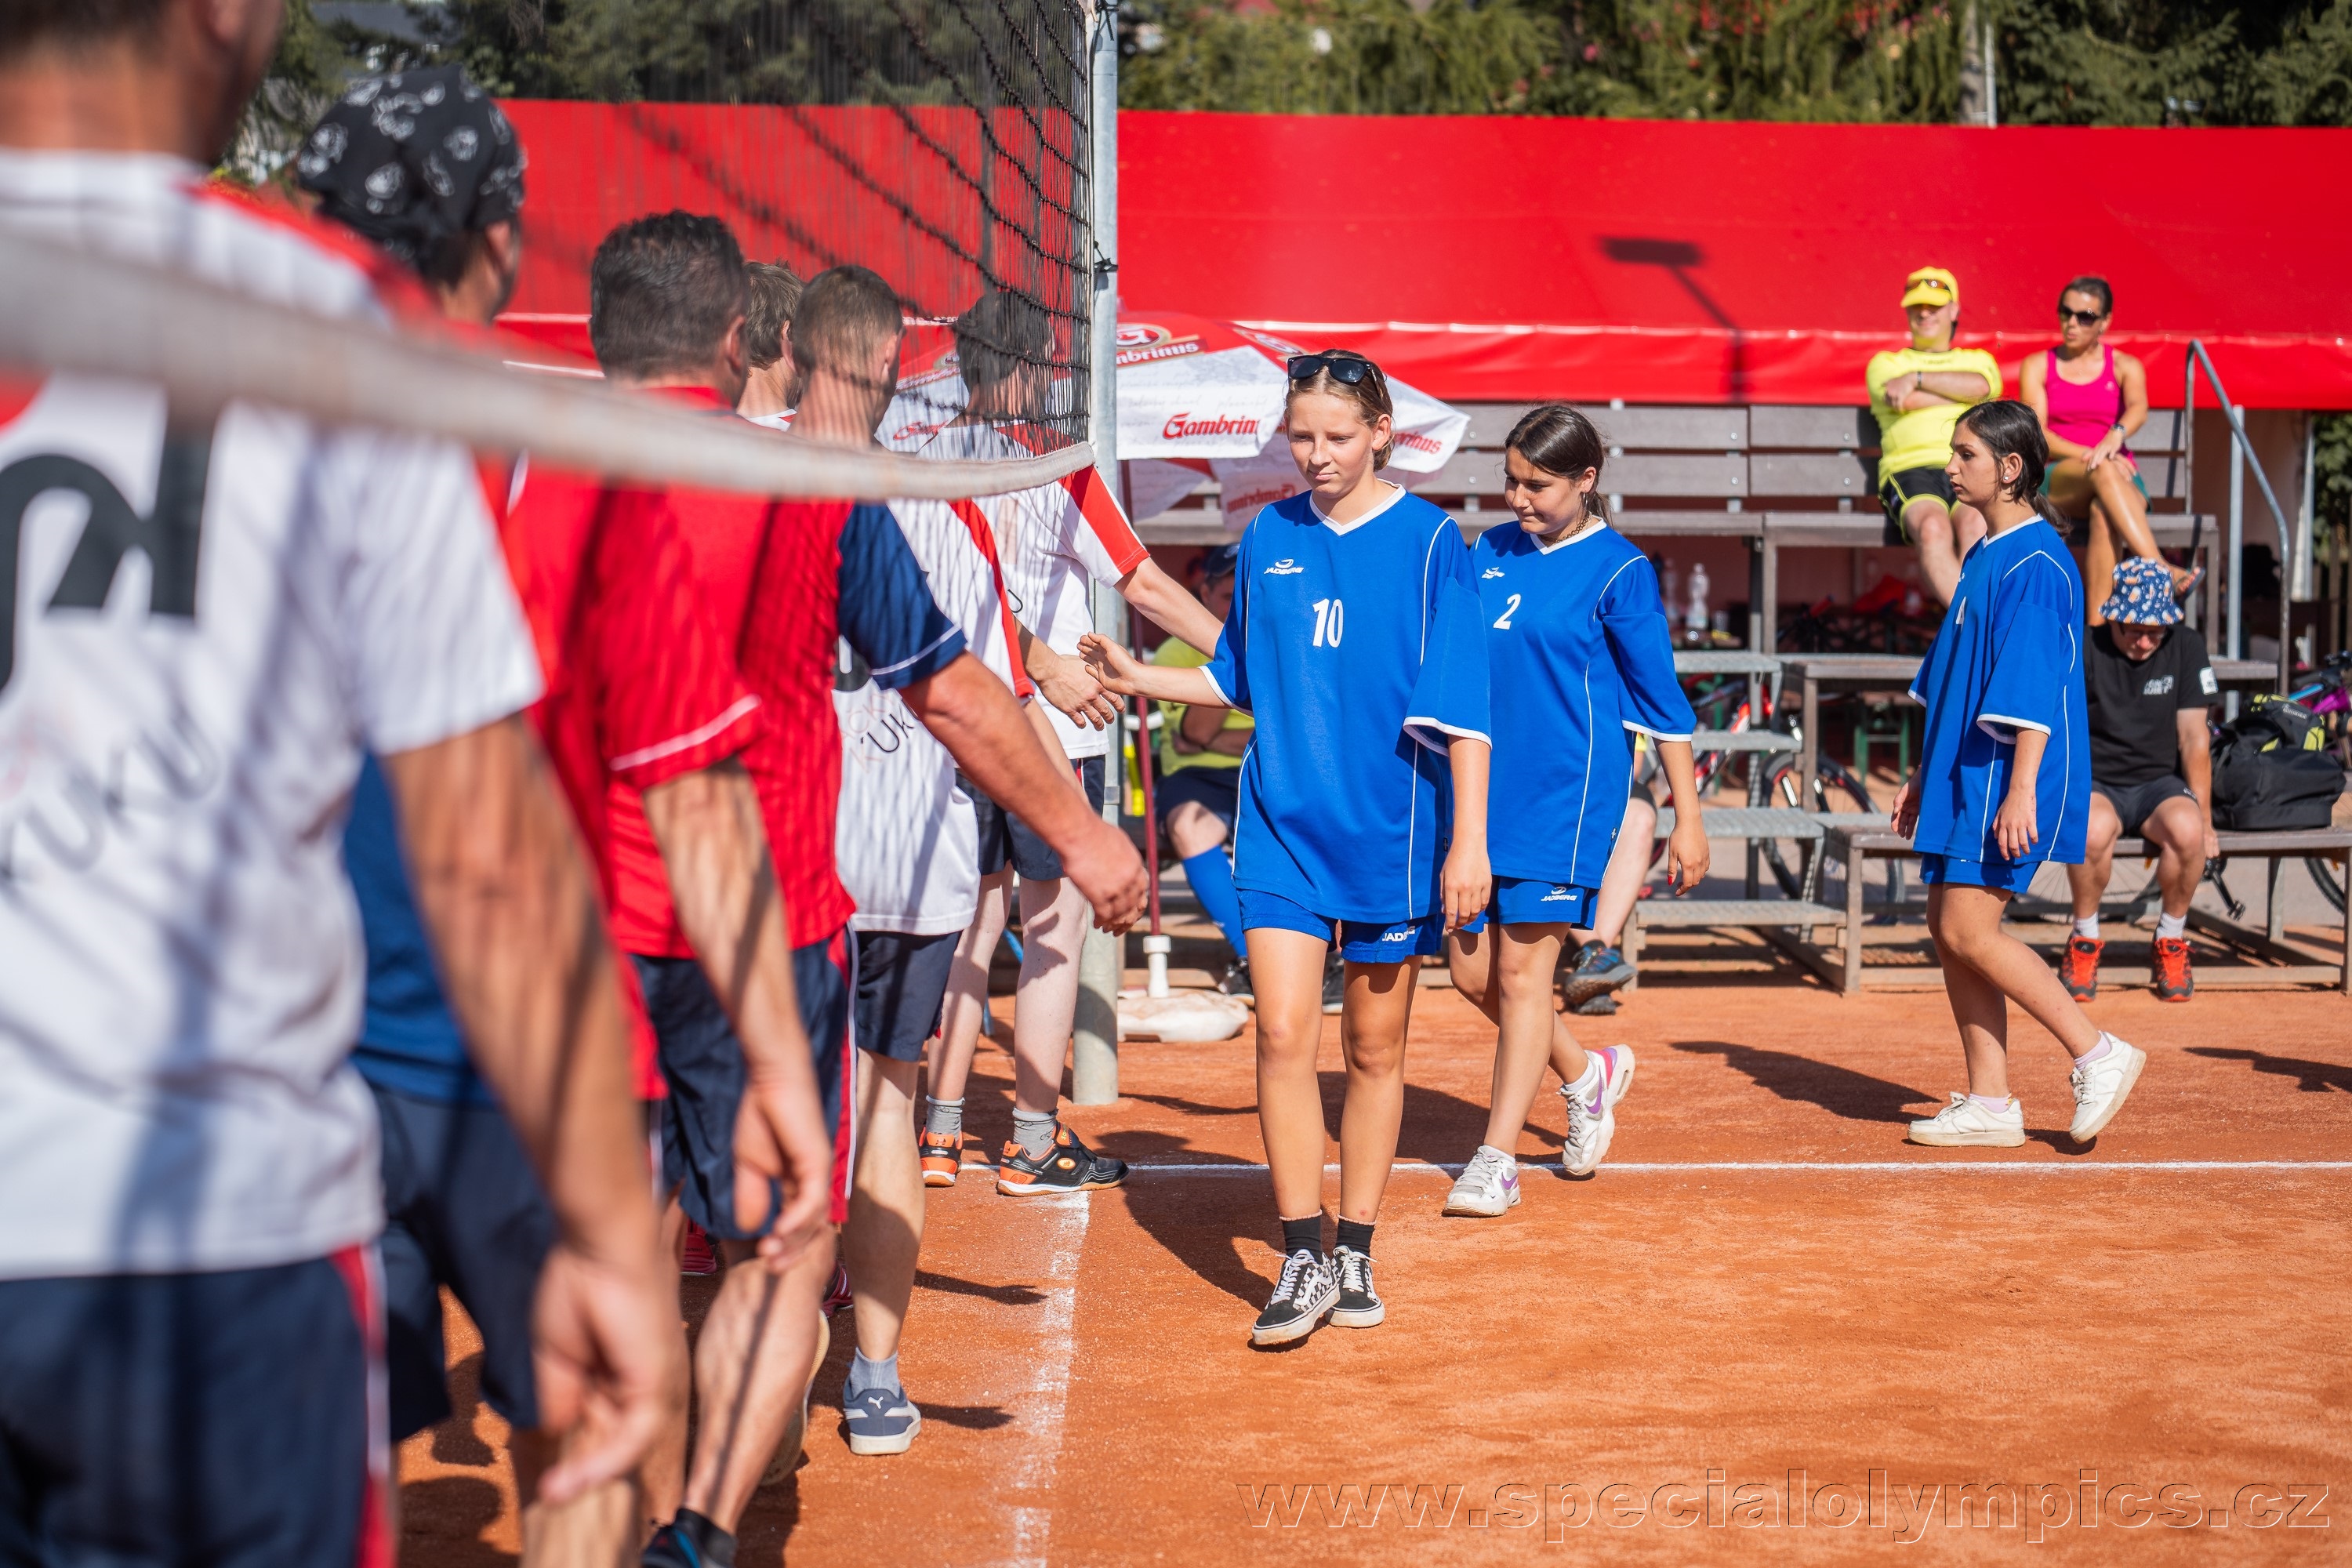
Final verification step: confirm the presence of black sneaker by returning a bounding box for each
[1218,958,1254,1003]
[1328,1244,1385,1328]
[644,1510,736,1568]
[995,1122,1127,1196]
[1250,1247,1336,1345]
[1562,942,1635,1006]
[1321,952,1346,1014]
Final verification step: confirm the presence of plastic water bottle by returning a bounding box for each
[1685,561,1711,639]
[1660,557,1681,619]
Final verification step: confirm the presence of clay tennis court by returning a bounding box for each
[399,942,2349,1566]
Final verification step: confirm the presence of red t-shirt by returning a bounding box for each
[607,389,966,956]
[500,462,767,1086]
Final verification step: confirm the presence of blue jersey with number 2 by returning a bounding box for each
[1475,522,1693,886]
[1907,519,2089,868]
[1203,486,1490,923]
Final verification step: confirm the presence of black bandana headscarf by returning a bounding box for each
[296,66,526,283]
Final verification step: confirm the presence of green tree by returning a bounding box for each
[1122,0,1556,114]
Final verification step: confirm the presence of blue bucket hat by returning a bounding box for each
[2099,557,2182,626]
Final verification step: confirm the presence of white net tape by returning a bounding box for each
[0,230,1094,502]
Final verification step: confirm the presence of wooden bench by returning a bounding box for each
[1624,806,1849,989]
[1819,824,2352,994]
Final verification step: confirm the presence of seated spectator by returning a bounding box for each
[2020,275,2196,622]
[2059,559,2220,1005]
[1866,267,2000,605]
[1152,543,1253,997]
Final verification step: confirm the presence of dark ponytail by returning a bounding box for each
[1955,399,2063,529]
[1504,403,1607,521]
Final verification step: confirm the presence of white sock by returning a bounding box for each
[1969,1092,2011,1112]
[1565,1054,1605,1109]
[2074,915,2100,940]
[2076,1034,2113,1066]
[2155,911,2187,940]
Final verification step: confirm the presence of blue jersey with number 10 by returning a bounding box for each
[1475,521,1694,885]
[1203,487,1491,923]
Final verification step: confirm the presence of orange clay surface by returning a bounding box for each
[400,975,2352,1565]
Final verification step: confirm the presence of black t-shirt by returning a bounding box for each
[2085,622,2216,786]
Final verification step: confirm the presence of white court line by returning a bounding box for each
[1122,1159,2352,1175]
[1000,1195,1090,1568]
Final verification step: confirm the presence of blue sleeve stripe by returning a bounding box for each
[869,625,964,681]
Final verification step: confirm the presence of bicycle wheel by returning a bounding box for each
[2310,855,2348,915]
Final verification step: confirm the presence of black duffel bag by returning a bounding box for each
[2211,695,2347,831]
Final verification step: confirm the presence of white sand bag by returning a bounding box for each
[1117,989,1250,1044]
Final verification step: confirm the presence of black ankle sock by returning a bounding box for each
[670,1509,737,1568]
[1334,1218,1374,1257]
[1280,1214,1323,1257]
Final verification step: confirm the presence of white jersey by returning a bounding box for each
[833,497,1027,933]
[0,152,542,1279]
[913,425,1145,759]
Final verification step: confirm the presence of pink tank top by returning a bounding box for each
[2045,345,2126,451]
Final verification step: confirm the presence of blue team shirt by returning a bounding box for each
[1907,519,2090,868]
[1474,522,1694,884]
[1203,486,1490,922]
[346,503,955,1103]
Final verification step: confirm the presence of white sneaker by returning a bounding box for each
[1595,1044,1637,1108]
[1443,1145,1522,1217]
[1559,1072,1619,1176]
[2069,1033,2147,1142]
[1907,1091,2026,1148]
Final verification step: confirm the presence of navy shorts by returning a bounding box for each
[1488,877,1600,927]
[1236,887,1453,963]
[373,1082,554,1440]
[0,1250,387,1566]
[1154,766,1239,833]
[852,928,957,1062]
[1919,853,2043,894]
[636,931,855,1236]
[2092,775,2197,837]
[967,756,1106,880]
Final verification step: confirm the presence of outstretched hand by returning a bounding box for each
[1076,632,1142,695]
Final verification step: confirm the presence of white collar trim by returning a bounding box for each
[1531,518,1613,554]
[1310,481,1406,536]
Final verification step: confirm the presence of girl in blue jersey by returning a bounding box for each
[1082,350,1490,1345]
[1895,400,2147,1149]
[1442,408,1710,1215]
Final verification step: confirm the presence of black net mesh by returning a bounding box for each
[279,0,1098,454]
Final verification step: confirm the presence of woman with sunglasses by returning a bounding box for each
[1080,350,1490,1346]
[2020,276,2194,620]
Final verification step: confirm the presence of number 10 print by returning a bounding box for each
[1311,597,1345,648]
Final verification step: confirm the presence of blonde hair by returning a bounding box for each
[1283,350,1395,470]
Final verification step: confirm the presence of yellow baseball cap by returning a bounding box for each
[1901,267,1958,308]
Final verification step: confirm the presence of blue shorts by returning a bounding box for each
[1488,877,1600,927]
[0,1251,387,1566]
[852,927,956,1063]
[1236,887,1450,963]
[1918,853,2042,893]
[373,1083,554,1440]
[636,929,854,1237]
[1154,766,1239,833]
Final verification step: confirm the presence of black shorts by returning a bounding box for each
[1154,765,1240,833]
[1878,466,1955,543]
[373,1083,554,1440]
[2092,775,2198,837]
[0,1252,385,1566]
[967,754,1107,880]
[635,931,855,1236]
[852,927,958,1062]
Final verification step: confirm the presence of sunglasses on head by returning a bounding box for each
[1287,352,1377,386]
[2060,307,2105,326]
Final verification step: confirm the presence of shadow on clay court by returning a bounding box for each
[1670,1039,1935,1124]
[394,1475,510,1567]
[2185,1046,2352,1094]
[913,1269,1047,1306]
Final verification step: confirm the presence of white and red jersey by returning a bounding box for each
[913,423,1145,760]
[833,496,1030,933]
[0,152,542,1279]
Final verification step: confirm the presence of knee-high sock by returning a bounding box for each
[1181,847,1246,959]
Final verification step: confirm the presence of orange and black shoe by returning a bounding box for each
[996,1123,1126,1196]
[2058,935,2103,1000]
[920,1128,966,1188]
[2151,936,2194,1002]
